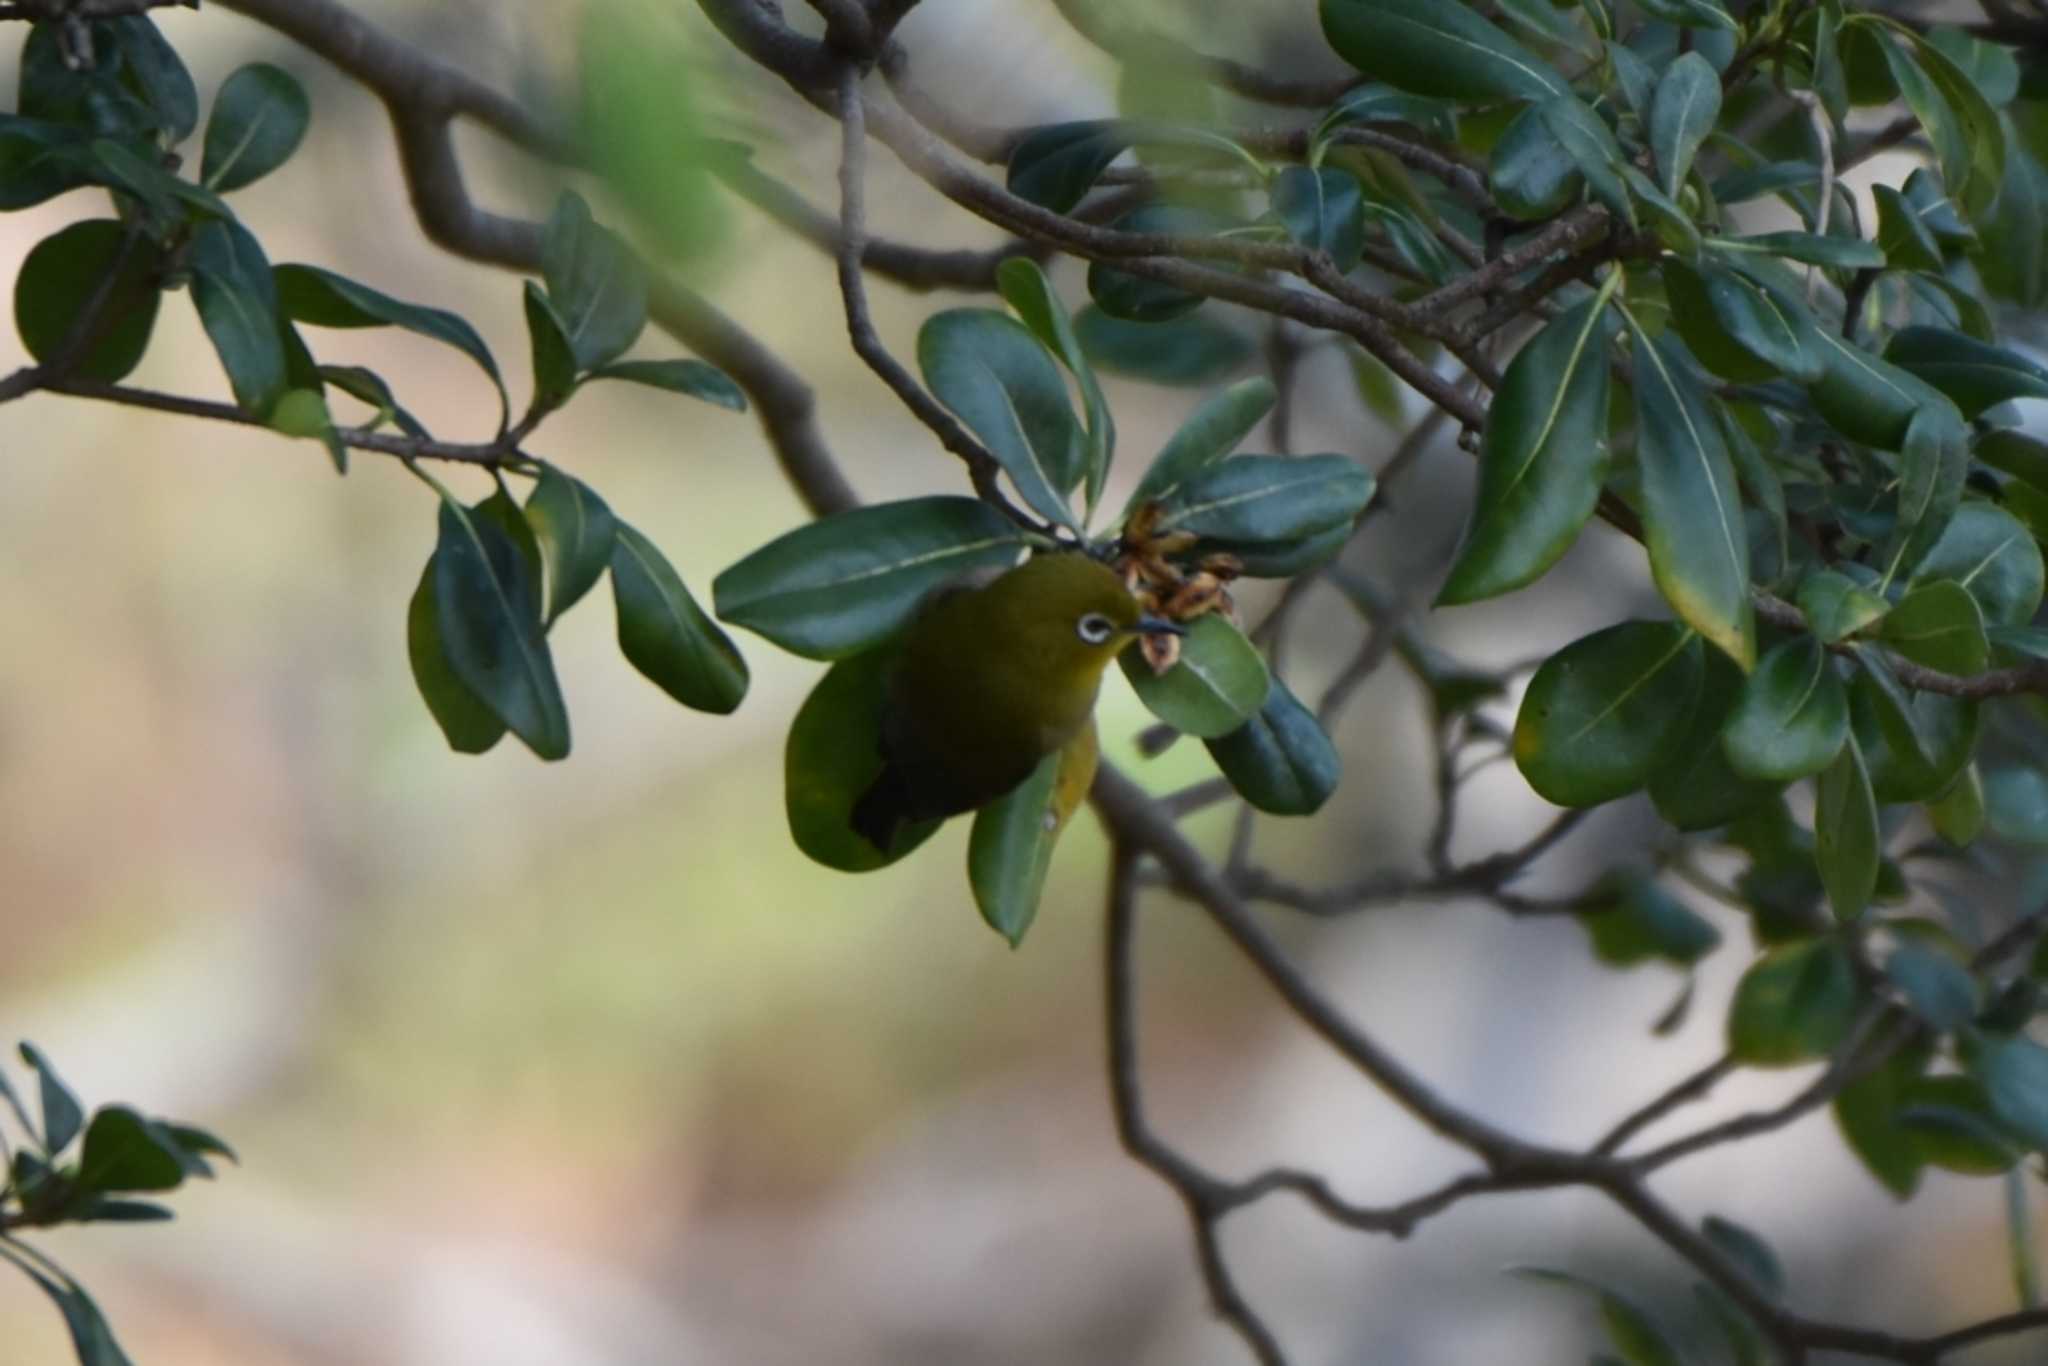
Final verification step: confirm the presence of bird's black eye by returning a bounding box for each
[1076,612,1116,645]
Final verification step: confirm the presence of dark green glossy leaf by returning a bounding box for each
[1851,656,1980,803]
[1318,0,1570,101]
[1885,942,1977,1031]
[0,116,90,210]
[998,257,1112,508]
[713,497,1027,660]
[1119,614,1270,738]
[1314,84,1460,143]
[1127,376,1276,510]
[1088,203,1231,323]
[1205,678,1341,816]
[432,498,569,760]
[785,649,941,872]
[1158,454,1375,543]
[1202,523,1357,577]
[1797,569,1889,642]
[587,358,745,410]
[1631,329,1755,668]
[610,522,748,715]
[1637,0,1737,30]
[190,217,286,416]
[1579,871,1721,967]
[1897,29,2007,217]
[274,263,507,421]
[1439,296,1615,603]
[1806,329,1953,450]
[1649,649,1782,830]
[918,307,1085,529]
[1899,1075,2022,1173]
[19,1042,82,1154]
[1885,325,2048,417]
[1911,501,2043,627]
[1074,305,1250,386]
[1729,938,1861,1064]
[1622,165,1702,259]
[968,740,1084,946]
[1538,95,1633,224]
[1985,766,2048,845]
[1815,736,1881,919]
[523,280,578,416]
[1714,232,1885,270]
[1882,579,1988,674]
[12,218,159,382]
[200,63,309,192]
[1494,0,1594,54]
[1835,1040,1934,1197]
[1879,401,1969,586]
[0,1252,135,1366]
[1722,637,1847,782]
[542,190,647,370]
[525,466,617,624]
[1873,184,1943,273]
[1271,166,1366,271]
[1928,762,1985,845]
[77,1106,192,1193]
[1703,266,1823,382]
[1006,121,1176,213]
[408,555,505,754]
[1514,621,1704,807]
[1489,103,1579,221]
[1649,52,1720,196]
[19,20,156,140]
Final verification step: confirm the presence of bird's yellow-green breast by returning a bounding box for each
[851,553,1168,850]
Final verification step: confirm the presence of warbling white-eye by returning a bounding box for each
[852,552,1183,851]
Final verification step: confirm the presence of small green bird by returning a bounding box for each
[852,552,1182,851]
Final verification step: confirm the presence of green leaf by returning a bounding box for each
[1885,942,1977,1031]
[1880,402,1970,587]
[1088,202,1231,323]
[77,1106,191,1193]
[1814,736,1880,919]
[1514,621,1704,807]
[1157,454,1375,543]
[609,522,748,715]
[1494,0,1594,54]
[19,21,157,141]
[1701,1216,1783,1297]
[784,650,942,872]
[1884,326,2048,417]
[0,1252,136,1366]
[713,497,1027,660]
[1319,0,1570,101]
[1712,231,1885,270]
[1875,30,1969,204]
[1873,184,1943,273]
[1728,938,1861,1064]
[1630,329,1755,668]
[1649,649,1782,830]
[1490,103,1580,221]
[1797,569,1889,642]
[1074,306,1251,386]
[1911,502,2043,627]
[1649,52,1720,197]
[1271,166,1366,271]
[1805,329,1954,451]
[1701,266,1824,383]
[1835,1041,1933,1197]
[1512,1268,1685,1366]
[1007,121,1165,213]
[1927,26,2019,106]
[407,555,505,754]
[1537,95,1633,224]
[997,257,1112,509]
[0,116,91,210]
[1637,0,1737,30]
[1967,1033,2048,1149]
[541,190,647,370]
[190,219,287,416]
[1119,614,1270,738]
[523,280,578,416]
[19,1042,82,1154]
[1579,871,1721,967]
[274,263,507,423]
[524,466,617,625]
[1851,655,1980,803]
[1439,296,1615,603]
[200,63,309,192]
[1314,84,1460,144]
[1204,678,1341,816]
[1622,165,1702,259]
[1126,377,1275,512]
[1897,29,2007,217]
[1204,523,1357,578]
[968,749,1065,946]
[1898,1076,2023,1173]
[12,218,160,382]
[432,498,570,760]
[586,358,745,410]
[1882,579,1988,674]
[1928,762,1985,845]
[918,308,1085,529]
[1721,637,1847,783]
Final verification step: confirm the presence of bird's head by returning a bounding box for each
[990,553,1184,677]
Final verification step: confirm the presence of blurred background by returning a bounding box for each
[0,1,2039,1362]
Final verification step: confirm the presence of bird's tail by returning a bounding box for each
[851,762,912,853]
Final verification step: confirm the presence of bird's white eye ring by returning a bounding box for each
[1076,612,1116,645]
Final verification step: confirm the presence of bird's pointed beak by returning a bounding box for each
[1136,614,1186,637]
